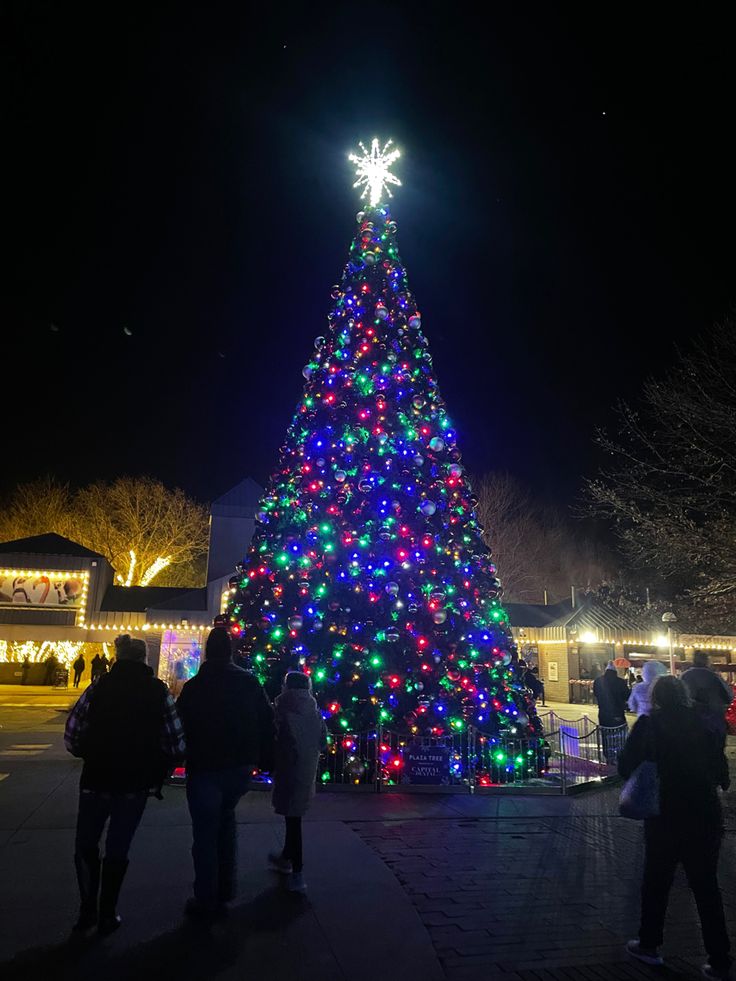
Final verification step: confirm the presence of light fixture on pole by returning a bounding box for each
[661,611,677,675]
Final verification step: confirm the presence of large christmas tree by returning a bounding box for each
[225,140,539,750]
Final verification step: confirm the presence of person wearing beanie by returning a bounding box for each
[628,661,668,717]
[593,661,630,763]
[176,626,274,919]
[620,676,731,977]
[64,634,185,934]
[268,671,327,894]
[682,651,734,742]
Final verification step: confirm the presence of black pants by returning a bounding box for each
[73,671,83,688]
[75,789,148,860]
[283,817,303,873]
[640,818,730,970]
[599,717,626,764]
[186,767,250,909]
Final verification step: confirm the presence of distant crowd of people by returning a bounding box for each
[64,628,324,934]
[70,652,112,687]
[593,652,732,735]
[591,654,733,979]
[19,650,113,688]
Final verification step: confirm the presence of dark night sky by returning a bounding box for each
[6,4,735,509]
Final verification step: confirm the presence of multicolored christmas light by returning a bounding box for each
[224,141,540,747]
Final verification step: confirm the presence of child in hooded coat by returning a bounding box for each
[269,672,326,893]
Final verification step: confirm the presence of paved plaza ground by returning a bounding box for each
[0,688,733,981]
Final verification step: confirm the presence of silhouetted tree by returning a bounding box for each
[586,319,736,624]
[475,472,610,603]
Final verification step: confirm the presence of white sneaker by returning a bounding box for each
[626,940,663,966]
[286,872,307,894]
[267,852,293,874]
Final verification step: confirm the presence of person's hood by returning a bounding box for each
[642,660,668,684]
[276,688,320,716]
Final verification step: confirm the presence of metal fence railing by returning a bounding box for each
[168,712,627,795]
[313,713,628,795]
[320,729,378,788]
[473,731,552,788]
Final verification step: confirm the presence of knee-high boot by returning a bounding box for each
[73,849,101,931]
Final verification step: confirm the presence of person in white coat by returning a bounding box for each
[628,661,668,717]
[268,672,326,893]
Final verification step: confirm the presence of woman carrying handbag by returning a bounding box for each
[618,675,731,979]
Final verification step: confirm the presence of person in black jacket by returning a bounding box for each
[682,652,734,742]
[64,634,185,933]
[72,653,86,688]
[619,676,731,979]
[518,660,544,700]
[593,662,630,762]
[176,627,274,919]
[43,653,59,686]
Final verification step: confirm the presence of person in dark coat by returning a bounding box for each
[268,672,327,894]
[44,653,59,686]
[682,652,734,742]
[518,660,544,700]
[64,634,185,933]
[176,627,274,919]
[619,676,730,978]
[593,661,630,762]
[90,653,102,682]
[72,654,86,688]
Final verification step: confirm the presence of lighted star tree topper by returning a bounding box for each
[349,138,402,207]
[224,140,541,775]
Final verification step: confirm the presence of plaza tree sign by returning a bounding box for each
[405,744,451,785]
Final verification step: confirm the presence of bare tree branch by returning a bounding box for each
[584,318,736,622]
[475,472,610,603]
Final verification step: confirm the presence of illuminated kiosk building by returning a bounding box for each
[0,478,261,687]
[507,593,736,702]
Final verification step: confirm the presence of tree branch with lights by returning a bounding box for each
[0,476,208,587]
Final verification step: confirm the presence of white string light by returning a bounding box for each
[140,555,173,586]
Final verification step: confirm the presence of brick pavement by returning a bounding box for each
[351,786,736,981]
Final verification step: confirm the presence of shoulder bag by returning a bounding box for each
[619,723,660,820]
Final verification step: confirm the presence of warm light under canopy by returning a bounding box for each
[349,138,401,207]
